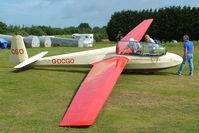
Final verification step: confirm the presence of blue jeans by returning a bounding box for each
[178,54,193,75]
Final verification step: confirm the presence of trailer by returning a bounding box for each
[72,34,94,47]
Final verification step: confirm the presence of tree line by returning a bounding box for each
[107,6,199,42]
[1,6,199,42]
[0,22,107,42]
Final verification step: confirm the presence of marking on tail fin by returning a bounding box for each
[9,35,29,64]
[11,49,24,55]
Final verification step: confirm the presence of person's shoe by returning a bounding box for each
[189,73,193,76]
[177,72,181,75]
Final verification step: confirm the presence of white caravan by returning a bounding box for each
[72,34,94,47]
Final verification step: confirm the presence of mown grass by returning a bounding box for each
[0,41,199,133]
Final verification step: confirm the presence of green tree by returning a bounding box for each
[78,23,91,33]
[29,26,45,36]
[107,6,199,41]
[0,22,7,34]
[92,26,108,40]
[63,26,78,34]
[16,30,29,36]
[38,26,54,35]
[54,28,64,35]
[7,25,21,35]
[92,26,101,33]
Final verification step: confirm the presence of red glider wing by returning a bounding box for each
[60,56,129,126]
[117,19,153,53]
[121,18,153,41]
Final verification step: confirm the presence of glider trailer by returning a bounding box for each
[10,19,182,126]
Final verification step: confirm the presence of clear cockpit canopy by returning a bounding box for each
[116,41,166,56]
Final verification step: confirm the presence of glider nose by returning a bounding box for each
[172,54,183,66]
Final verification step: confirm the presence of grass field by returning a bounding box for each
[1,41,199,133]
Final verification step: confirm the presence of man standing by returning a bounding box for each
[177,35,194,76]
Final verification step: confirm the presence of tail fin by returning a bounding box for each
[9,35,29,64]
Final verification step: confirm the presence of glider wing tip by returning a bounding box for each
[145,18,153,21]
[59,121,93,127]
[59,123,92,127]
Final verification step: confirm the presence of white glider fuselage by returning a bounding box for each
[32,46,182,72]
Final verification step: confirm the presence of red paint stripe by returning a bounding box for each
[60,56,129,126]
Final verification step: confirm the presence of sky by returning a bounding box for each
[0,0,199,28]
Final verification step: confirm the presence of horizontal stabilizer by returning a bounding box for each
[14,51,48,69]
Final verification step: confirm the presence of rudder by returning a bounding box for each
[9,35,28,64]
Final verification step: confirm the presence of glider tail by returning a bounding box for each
[9,35,29,65]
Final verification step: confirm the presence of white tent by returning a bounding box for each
[23,36,40,47]
[38,36,52,47]
[50,37,79,47]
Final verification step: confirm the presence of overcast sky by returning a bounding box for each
[0,0,199,28]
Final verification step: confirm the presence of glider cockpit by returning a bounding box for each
[117,41,166,56]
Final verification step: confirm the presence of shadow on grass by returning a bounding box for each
[60,126,90,128]
[11,67,31,73]
[32,67,90,74]
[122,71,177,76]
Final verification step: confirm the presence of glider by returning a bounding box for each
[9,19,183,126]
